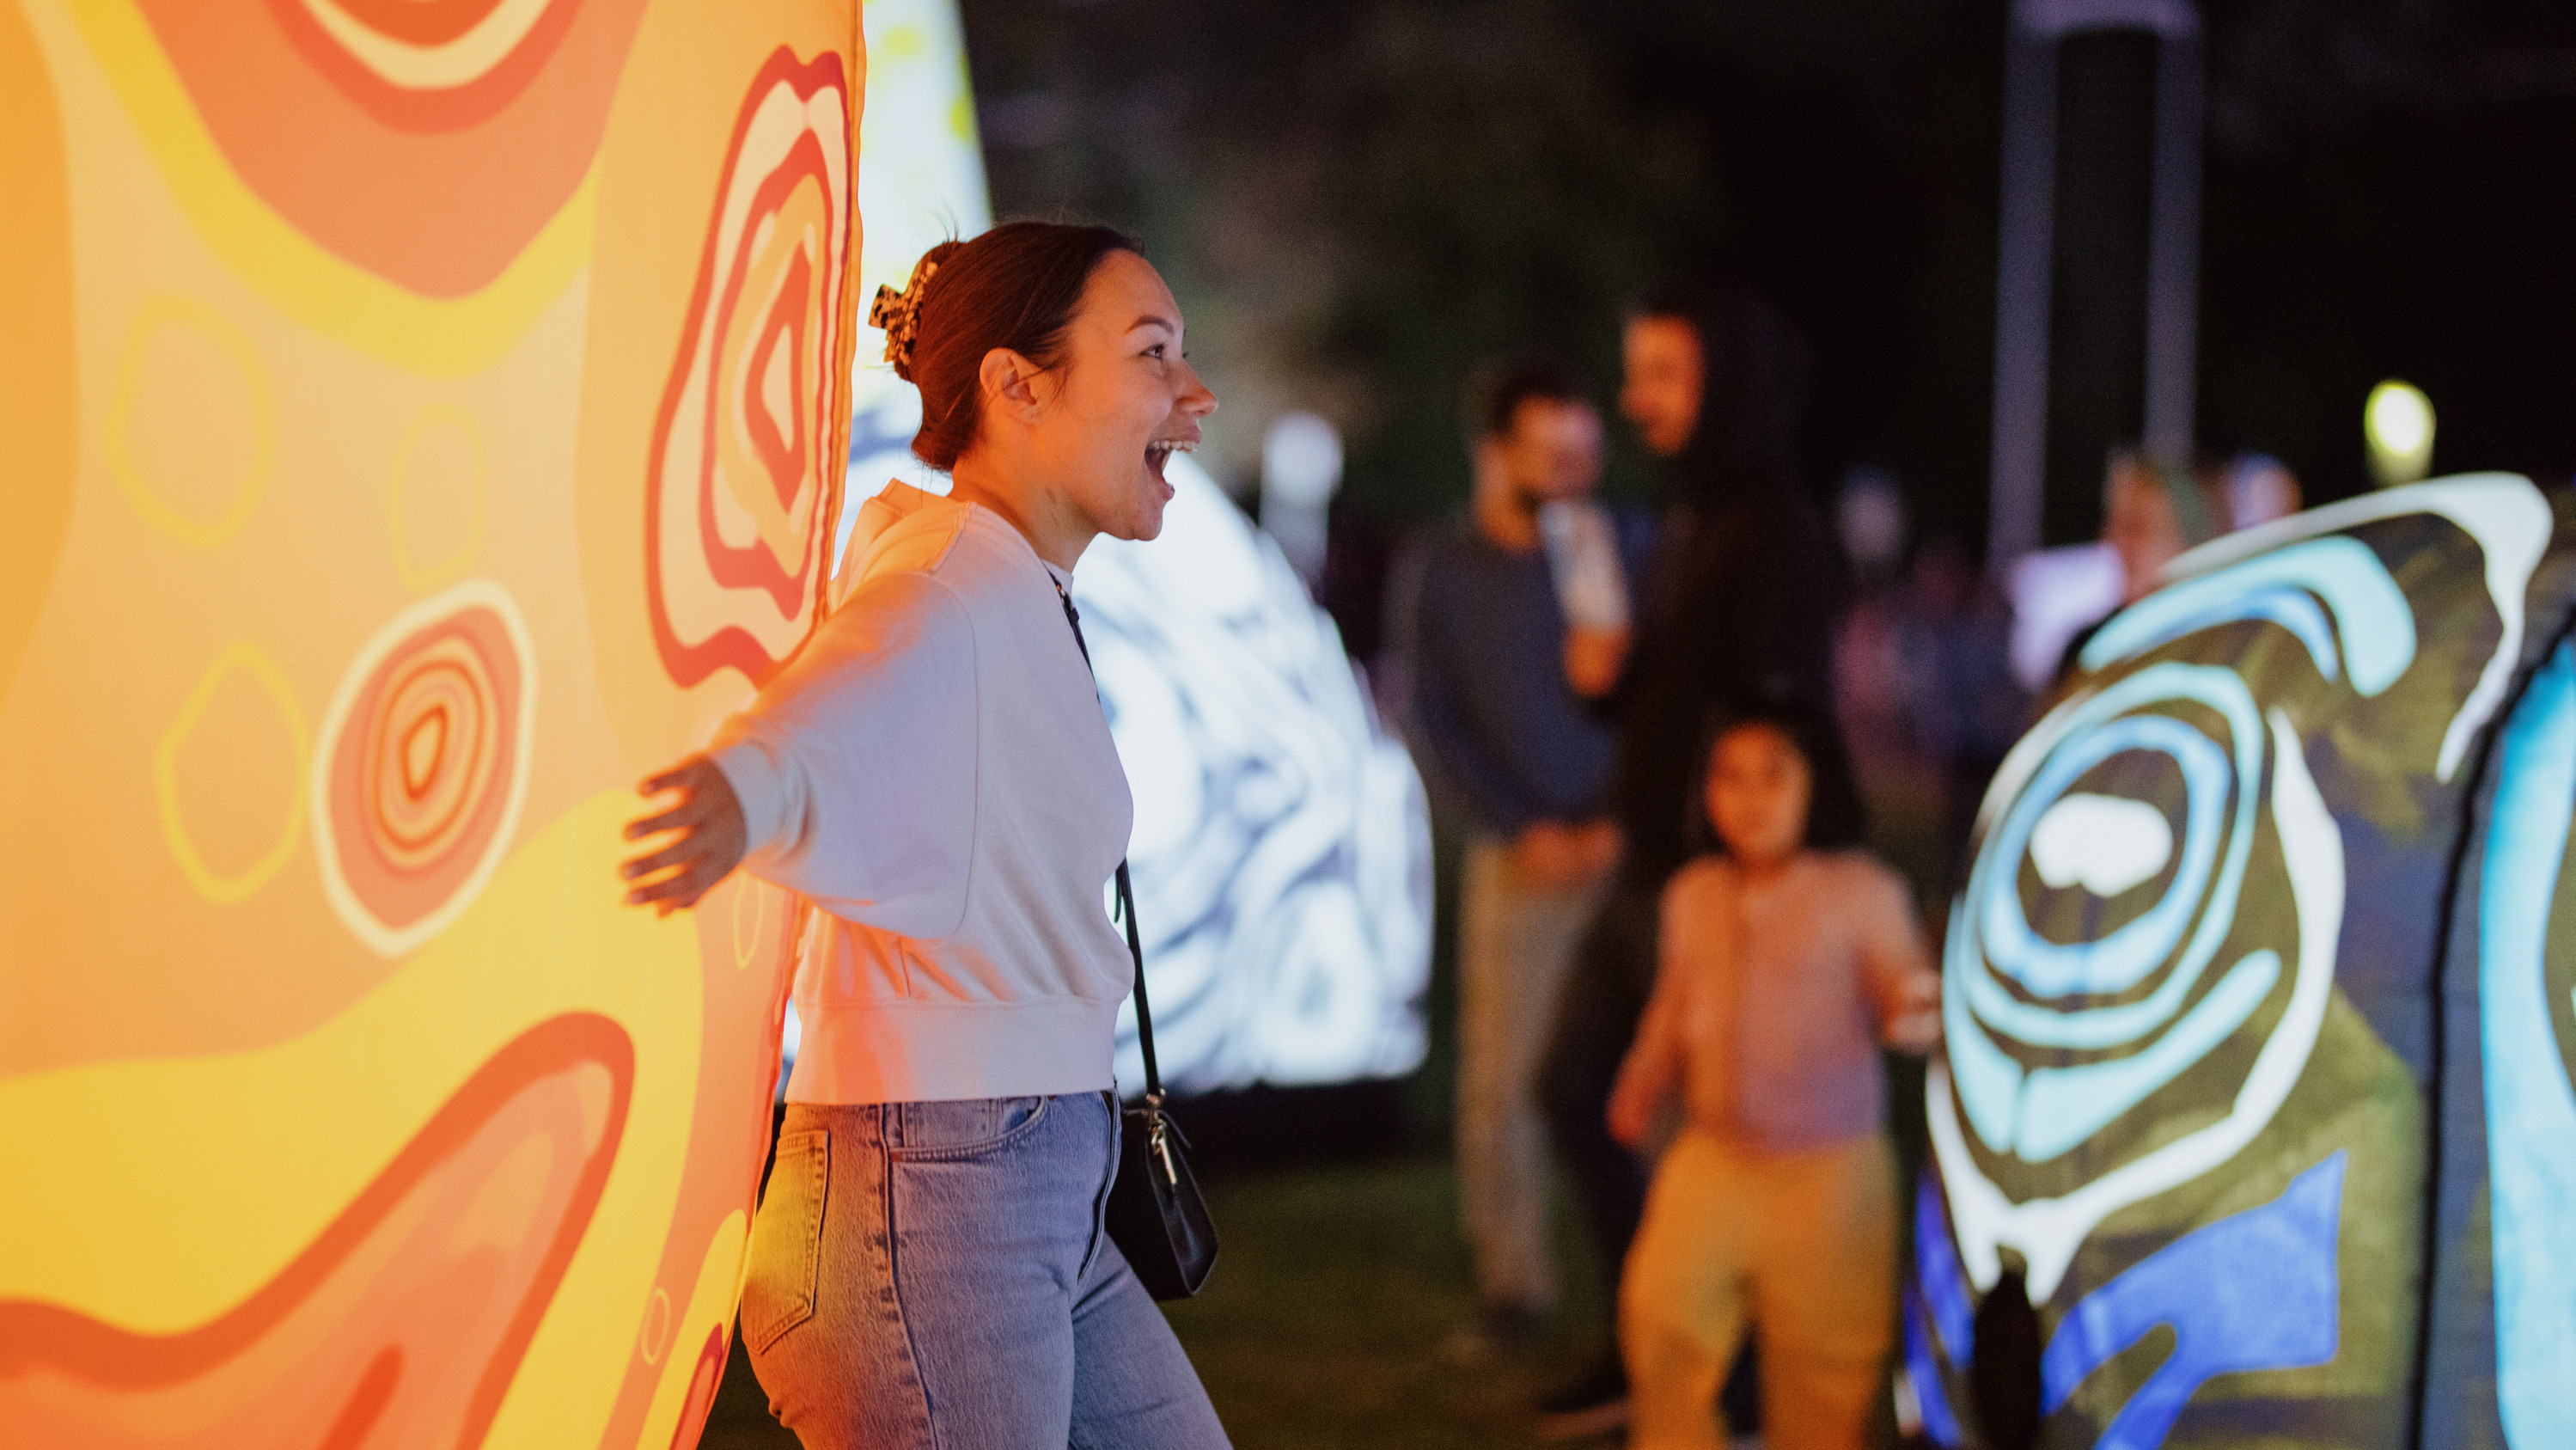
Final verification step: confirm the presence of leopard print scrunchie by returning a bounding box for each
[868,254,942,382]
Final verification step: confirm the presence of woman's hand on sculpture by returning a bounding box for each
[620,756,748,915]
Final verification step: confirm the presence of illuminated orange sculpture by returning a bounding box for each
[0,3,861,1447]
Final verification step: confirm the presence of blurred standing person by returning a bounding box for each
[2050,450,2231,688]
[2226,452,2302,530]
[1608,699,1940,1450]
[1393,358,1642,1355]
[1829,468,1937,886]
[1534,284,1842,1439]
[1894,535,2025,897]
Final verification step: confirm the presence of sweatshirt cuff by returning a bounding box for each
[709,737,792,863]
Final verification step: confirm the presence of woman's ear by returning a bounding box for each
[979,347,1046,423]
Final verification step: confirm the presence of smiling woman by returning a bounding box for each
[614,222,1227,1449]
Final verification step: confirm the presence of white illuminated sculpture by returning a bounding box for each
[1078,453,1432,1092]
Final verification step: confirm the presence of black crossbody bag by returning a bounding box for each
[1102,860,1218,1299]
[1056,584,1218,1300]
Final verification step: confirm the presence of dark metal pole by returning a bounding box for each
[1988,0,2203,566]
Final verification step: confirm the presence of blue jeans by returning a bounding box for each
[742,1092,1230,1449]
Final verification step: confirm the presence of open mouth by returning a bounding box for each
[1145,437,1195,484]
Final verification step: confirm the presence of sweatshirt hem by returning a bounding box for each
[784,995,1122,1104]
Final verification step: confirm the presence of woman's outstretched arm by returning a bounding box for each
[616,572,977,926]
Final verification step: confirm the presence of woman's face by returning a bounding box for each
[1024,251,1218,544]
[1620,315,1702,459]
[1707,723,1810,868]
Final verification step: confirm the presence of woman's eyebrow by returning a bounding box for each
[1129,314,1179,335]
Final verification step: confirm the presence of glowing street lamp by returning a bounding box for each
[2365,379,2435,488]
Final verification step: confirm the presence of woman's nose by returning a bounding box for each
[1178,364,1218,417]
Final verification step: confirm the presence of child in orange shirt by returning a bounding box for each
[1608,699,1941,1450]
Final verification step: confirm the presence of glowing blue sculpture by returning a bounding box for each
[1911,474,2576,1447]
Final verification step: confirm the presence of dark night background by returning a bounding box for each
[958,0,2576,615]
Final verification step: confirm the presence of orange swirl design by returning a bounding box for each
[0,1014,633,1450]
[644,47,852,688]
[314,582,534,957]
[133,0,647,295]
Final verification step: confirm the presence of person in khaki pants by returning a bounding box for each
[1394,358,1640,1349]
[1608,697,1940,1450]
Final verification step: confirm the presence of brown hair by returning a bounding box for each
[900,221,1140,471]
[1465,354,1587,444]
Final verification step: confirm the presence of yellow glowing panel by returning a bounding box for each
[0,3,863,1447]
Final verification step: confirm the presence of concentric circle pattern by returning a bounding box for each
[1946,663,2286,1169]
[314,580,536,957]
[645,49,852,688]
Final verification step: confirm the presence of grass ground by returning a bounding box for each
[696,1154,1626,1450]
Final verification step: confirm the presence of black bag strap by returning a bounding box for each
[1055,580,1163,1100]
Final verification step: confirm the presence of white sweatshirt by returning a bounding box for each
[709,484,1134,1104]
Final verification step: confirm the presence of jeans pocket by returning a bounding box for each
[892,1095,1052,1160]
[742,1129,828,1353]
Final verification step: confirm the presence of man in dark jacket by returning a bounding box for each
[1533,283,1843,1439]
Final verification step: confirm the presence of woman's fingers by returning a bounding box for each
[626,870,704,909]
[624,804,699,841]
[639,765,699,797]
[626,780,711,839]
[626,854,723,909]
[619,838,700,882]
[626,760,719,840]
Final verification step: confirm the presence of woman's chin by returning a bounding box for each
[1125,498,1170,543]
[1114,479,1174,542]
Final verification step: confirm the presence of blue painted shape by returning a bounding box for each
[1950,663,2268,1159]
[2479,639,2576,1448]
[1908,1172,1972,1448]
[2095,585,2341,682]
[2039,1151,2345,1450]
[1905,1288,1965,1448]
[1917,1172,1975,1359]
[2081,536,2416,696]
